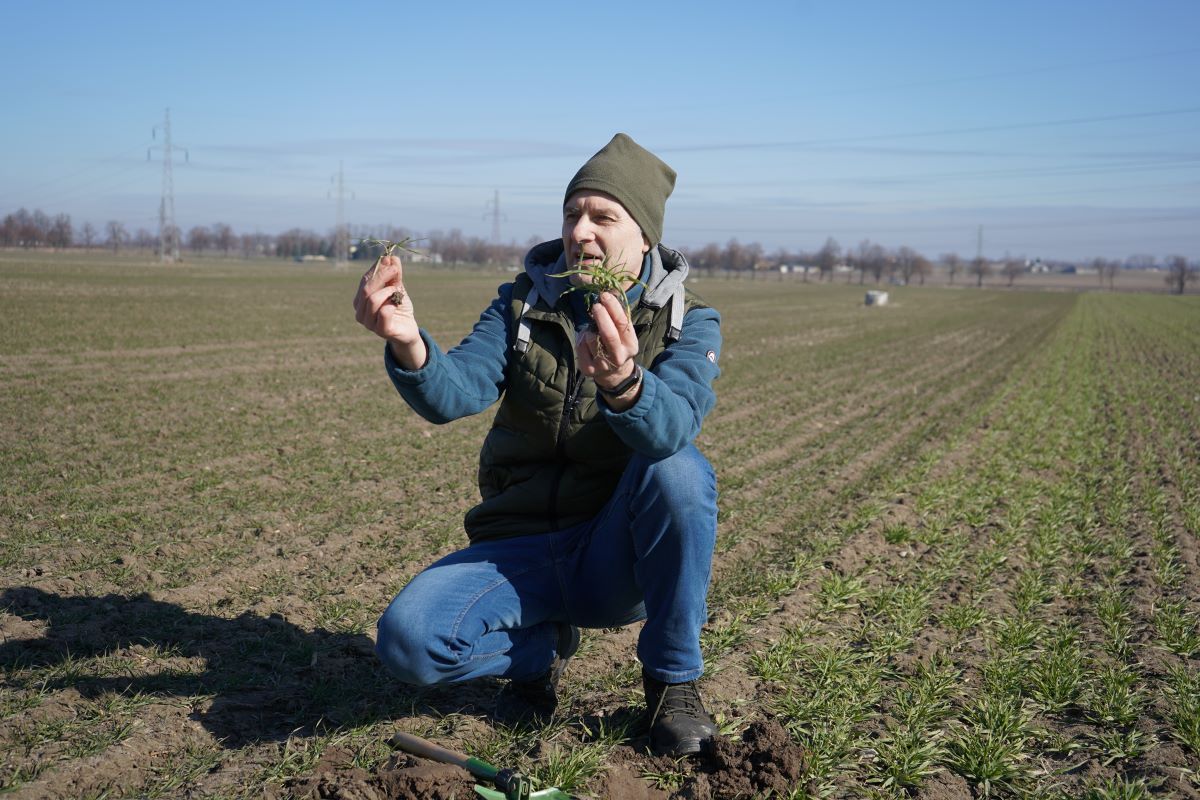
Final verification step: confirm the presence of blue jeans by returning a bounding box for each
[376,444,717,685]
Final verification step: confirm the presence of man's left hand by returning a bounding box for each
[578,292,641,407]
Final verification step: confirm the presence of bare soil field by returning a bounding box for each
[2,253,1198,799]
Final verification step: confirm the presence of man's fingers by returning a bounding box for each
[591,301,636,358]
[597,292,632,331]
[364,255,403,289]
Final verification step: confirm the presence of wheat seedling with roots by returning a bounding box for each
[551,251,646,366]
[360,236,423,305]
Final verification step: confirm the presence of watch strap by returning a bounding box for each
[597,363,643,397]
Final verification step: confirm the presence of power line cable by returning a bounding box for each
[657,107,1200,154]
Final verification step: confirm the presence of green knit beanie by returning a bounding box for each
[563,133,676,246]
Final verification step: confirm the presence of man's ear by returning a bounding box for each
[641,233,651,254]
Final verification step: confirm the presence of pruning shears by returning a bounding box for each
[389,730,571,800]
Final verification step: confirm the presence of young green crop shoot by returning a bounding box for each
[361,237,422,305]
[551,251,646,364]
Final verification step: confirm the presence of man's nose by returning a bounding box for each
[570,217,595,242]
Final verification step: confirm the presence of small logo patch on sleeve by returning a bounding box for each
[706,350,717,363]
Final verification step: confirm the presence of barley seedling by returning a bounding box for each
[701,614,752,665]
[1184,500,1200,538]
[642,759,688,791]
[870,725,946,792]
[140,740,225,798]
[1025,628,1085,714]
[946,693,1036,796]
[0,762,50,795]
[360,236,421,278]
[732,593,776,623]
[1081,775,1155,800]
[258,731,334,784]
[882,523,913,545]
[1088,726,1153,766]
[1152,599,1200,657]
[940,603,988,638]
[994,614,1045,653]
[980,653,1031,699]
[975,545,1008,580]
[1163,664,1200,753]
[745,644,789,683]
[529,741,611,793]
[1093,586,1134,660]
[1011,570,1051,615]
[551,251,647,365]
[1085,662,1143,726]
[818,571,869,614]
[962,505,991,528]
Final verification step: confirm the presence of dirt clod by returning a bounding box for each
[280,751,476,800]
[699,720,810,798]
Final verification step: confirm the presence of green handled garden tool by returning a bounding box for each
[388,730,571,800]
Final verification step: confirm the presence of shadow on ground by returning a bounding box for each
[0,587,500,747]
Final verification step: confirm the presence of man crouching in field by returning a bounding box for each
[352,134,722,757]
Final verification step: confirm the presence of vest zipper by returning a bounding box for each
[547,370,584,529]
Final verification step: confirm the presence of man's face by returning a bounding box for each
[562,190,650,286]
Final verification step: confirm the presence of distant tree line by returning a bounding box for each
[4,206,1197,293]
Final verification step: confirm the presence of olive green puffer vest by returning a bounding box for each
[463,273,709,542]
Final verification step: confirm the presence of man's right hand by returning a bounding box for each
[352,255,428,369]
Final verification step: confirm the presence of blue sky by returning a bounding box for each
[2,0,1197,261]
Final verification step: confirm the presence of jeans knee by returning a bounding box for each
[376,602,453,687]
[635,445,717,512]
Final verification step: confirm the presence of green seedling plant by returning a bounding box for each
[551,251,646,365]
[360,236,423,305]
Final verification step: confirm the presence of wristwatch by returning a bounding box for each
[597,363,643,397]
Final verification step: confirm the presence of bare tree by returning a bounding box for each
[770,247,792,281]
[80,222,97,251]
[134,229,156,253]
[1104,259,1120,290]
[467,236,493,265]
[1092,257,1120,290]
[722,238,746,278]
[1166,255,1197,295]
[106,220,127,253]
[854,240,873,285]
[47,214,73,250]
[186,226,211,255]
[866,243,888,284]
[744,242,764,280]
[913,254,932,286]
[816,237,840,282]
[941,253,962,285]
[695,242,721,276]
[1001,255,1023,287]
[441,228,468,266]
[240,233,260,258]
[212,223,235,256]
[4,208,48,247]
[895,246,919,285]
[970,255,991,287]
